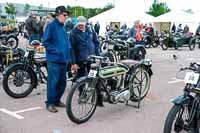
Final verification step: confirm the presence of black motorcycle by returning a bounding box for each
[161,31,195,51]
[2,44,47,98]
[102,38,146,62]
[164,62,200,133]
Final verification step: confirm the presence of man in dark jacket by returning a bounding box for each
[25,13,39,43]
[94,21,100,35]
[42,6,71,113]
[70,16,100,78]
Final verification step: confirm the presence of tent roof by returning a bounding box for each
[154,10,198,23]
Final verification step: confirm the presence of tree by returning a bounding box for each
[5,3,17,18]
[24,3,30,15]
[38,4,43,10]
[0,6,2,15]
[146,0,171,17]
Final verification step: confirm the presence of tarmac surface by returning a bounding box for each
[1,36,200,133]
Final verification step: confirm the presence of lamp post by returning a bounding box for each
[75,0,77,17]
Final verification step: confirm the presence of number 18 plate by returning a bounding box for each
[88,70,97,78]
[184,72,199,85]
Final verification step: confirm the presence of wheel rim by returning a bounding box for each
[7,69,32,95]
[70,82,97,120]
[130,67,150,100]
[172,107,190,133]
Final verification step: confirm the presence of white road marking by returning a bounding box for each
[0,106,42,119]
[168,78,184,84]
[0,108,24,119]
[14,107,42,114]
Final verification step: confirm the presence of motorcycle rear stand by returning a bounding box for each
[125,100,141,109]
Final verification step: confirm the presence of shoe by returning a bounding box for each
[47,105,58,113]
[55,102,66,108]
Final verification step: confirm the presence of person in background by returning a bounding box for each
[65,18,74,32]
[171,23,176,33]
[94,21,100,35]
[25,12,39,43]
[42,6,71,113]
[177,23,182,33]
[183,24,189,33]
[70,16,100,78]
[43,12,54,32]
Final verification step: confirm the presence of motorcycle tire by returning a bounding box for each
[6,37,18,49]
[163,105,195,133]
[161,42,168,50]
[152,37,159,48]
[3,65,36,98]
[66,78,98,124]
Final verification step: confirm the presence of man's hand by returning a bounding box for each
[71,64,79,72]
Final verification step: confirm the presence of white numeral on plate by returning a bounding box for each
[184,72,199,85]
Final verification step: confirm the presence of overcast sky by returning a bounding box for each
[0,0,199,12]
[0,0,115,8]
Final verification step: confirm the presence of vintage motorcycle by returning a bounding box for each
[102,38,146,62]
[0,45,24,72]
[164,62,200,133]
[66,55,153,124]
[161,31,195,51]
[2,42,47,98]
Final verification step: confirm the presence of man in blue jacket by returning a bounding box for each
[42,6,71,113]
[70,16,100,78]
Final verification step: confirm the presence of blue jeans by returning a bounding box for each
[29,34,39,44]
[45,61,68,107]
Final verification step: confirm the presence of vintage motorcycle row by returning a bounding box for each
[0,30,153,124]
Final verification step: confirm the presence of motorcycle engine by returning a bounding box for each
[109,90,131,103]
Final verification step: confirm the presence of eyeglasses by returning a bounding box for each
[62,13,68,17]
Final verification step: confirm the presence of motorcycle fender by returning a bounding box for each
[3,63,38,88]
[144,66,153,76]
[76,76,101,97]
[171,95,191,106]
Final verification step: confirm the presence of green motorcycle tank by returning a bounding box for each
[99,66,128,78]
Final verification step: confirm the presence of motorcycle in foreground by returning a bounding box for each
[66,55,153,124]
[164,62,200,133]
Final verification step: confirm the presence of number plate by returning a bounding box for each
[88,70,97,78]
[184,72,199,85]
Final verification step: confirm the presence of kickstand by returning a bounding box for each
[126,100,141,108]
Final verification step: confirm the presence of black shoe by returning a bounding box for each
[55,102,66,108]
[97,101,104,107]
[47,105,58,113]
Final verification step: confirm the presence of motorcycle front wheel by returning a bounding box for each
[3,65,36,98]
[163,104,198,133]
[66,78,98,124]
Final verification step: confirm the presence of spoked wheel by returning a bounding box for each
[3,65,35,98]
[129,66,150,102]
[66,78,98,124]
[163,105,197,133]
[6,37,18,49]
